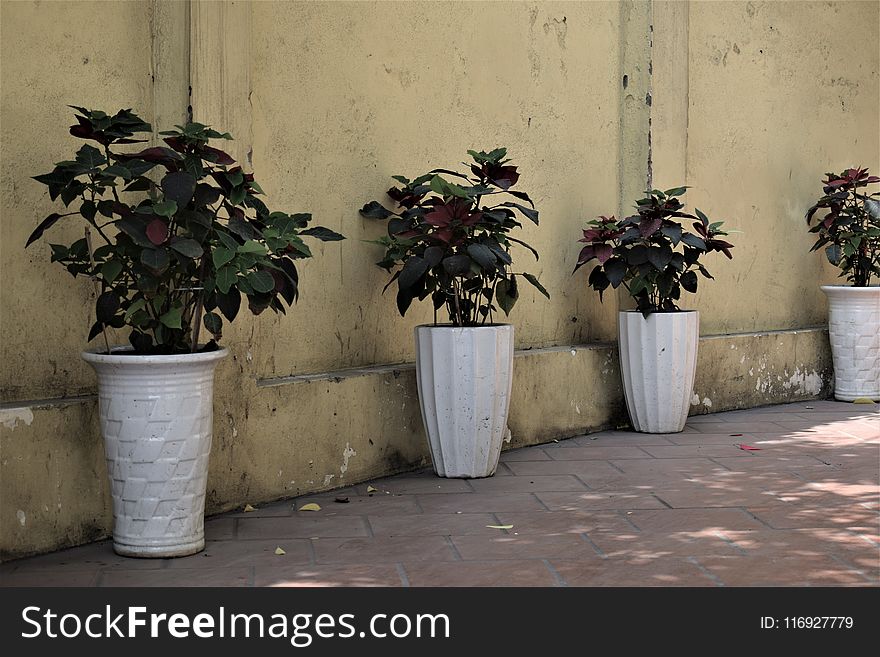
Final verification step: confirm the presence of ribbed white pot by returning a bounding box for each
[821,285,880,401]
[618,311,699,433]
[414,324,513,478]
[82,347,227,557]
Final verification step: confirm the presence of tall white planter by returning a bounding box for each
[821,285,880,401]
[82,347,227,557]
[618,311,699,433]
[414,324,513,478]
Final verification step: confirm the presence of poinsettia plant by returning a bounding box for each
[805,167,880,287]
[360,148,549,326]
[28,106,344,354]
[574,188,734,316]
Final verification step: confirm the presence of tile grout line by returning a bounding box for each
[579,532,607,559]
[531,493,552,512]
[651,493,673,509]
[826,552,876,584]
[687,556,725,587]
[443,536,464,561]
[542,559,569,587]
[738,507,775,529]
[306,539,318,566]
[713,530,747,556]
[606,460,627,474]
[248,565,255,587]
[362,515,375,538]
[395,563,411,587]
[617,509,642,531]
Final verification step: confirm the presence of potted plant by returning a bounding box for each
[360,148,549,477]
[806,167,880,401]
[574,188,734,433]
[27,106,344,556]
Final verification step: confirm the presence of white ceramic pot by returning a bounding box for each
[82,347,227,557]
[618,311,699,433]
[821,285,880,401]
[414,324,513,478]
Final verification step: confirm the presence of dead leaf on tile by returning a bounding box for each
[274,547,286,555]
[298,503,321,512]
[334,496,350,504]
[366,485,378,493]
[737,444,762,451]
[243,504,257,512]
[729,433,743,437]
[486,524,514,530]
[804,406,814,409]
[853,397,875,404]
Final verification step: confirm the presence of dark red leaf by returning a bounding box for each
[146,218,169,245]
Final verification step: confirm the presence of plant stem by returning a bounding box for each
[189,258,207,352]
[84,228,112,355]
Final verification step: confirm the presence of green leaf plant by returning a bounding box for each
[574,187,735,318]
[28,107,344,354]
[805,167,880,287]
[360,148,549,326]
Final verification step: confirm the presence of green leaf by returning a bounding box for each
[101,260,123,283]
[247,270,275,293]
[398,255,430,290]
[360,201,393,219]
[229,186,246,205]
[75,144,106,170]
[238,240,267,255]
[300,226,345,241]
[681,270,698,293]
[521,272,550,298]
[212,247,235,269]
[663,186,687,197]
[25,213,64,247]
[140,247,170,273]
[467,243,497,271]
[203,311,222,336]
[124,298,146,321]
[161,171,197,206]
[159,307,182,329]
[216,266,237,294]
[95,291,119,323]
[170,238,203,259]
[153,199,178,217]
[496,276,519,315]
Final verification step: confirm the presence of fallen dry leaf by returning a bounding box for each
[730,433,743,437]
[243,504,257,512]
[804,406,814,410]
[486,524,514,530]
[298,503,321,512]
[366,485,378,493]
[737,444,762,451]
[853,397,875,404]
[274,547,286,555]
[334,496,350,504]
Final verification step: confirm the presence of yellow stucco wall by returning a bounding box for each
[1,0,877,558]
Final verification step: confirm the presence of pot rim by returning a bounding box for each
[415,323,512,329]
[820,284,880,290]
[82,345,228,365]
[618,309,699,314]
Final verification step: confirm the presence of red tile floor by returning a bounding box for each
[2,401,877,587]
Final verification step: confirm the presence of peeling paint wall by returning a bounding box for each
[1,0,877,559]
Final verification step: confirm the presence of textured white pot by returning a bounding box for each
[618,311,699,433]
[82,347,227,557]
[821,285,880,401]
[414,324,513,478]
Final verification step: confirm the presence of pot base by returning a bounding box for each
[113,537,205,558]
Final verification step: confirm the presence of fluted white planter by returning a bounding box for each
[821,285,880,401]
[414,324,513,478]
[618,311,699,433]
[82,347,227,557]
